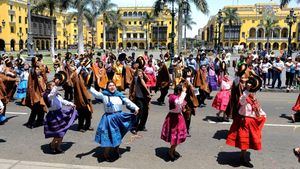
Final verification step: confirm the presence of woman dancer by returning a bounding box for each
[226,75,266,167]
[212,74,232,121]
[161,85,187,161]
[144,59,156,93]
[89,81,139,161]
[292,94,300,161]
[16,63,29,106]
[43,75,77,154]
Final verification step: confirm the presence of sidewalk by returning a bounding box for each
[261,87,299,93]
[0,159,126,169]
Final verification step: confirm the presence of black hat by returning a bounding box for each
[54,71,67,86]
[118,53,126,61]
[246,74,262,93]
[236,63,247,77]
[82,71,93,88]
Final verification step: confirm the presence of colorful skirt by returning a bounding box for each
[16,80,28,99]
[145,73,156,87]
[0,114,6,123]
[226,116,266,151]
[212,90,231,111]
[161,113,187,145]
[208,75,218,91]
[95,111,135,147]
[44,107,78,138]
[292,94,300,112]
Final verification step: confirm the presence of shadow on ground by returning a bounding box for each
[0,139,6,143]
[280,113,296,123]
[76,146,131,163]
[155,147,172,162]
[41,142,74,154]
[203,116,223,123]
[213,130,228,140]
[216,151,251,168]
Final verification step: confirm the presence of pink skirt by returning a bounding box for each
[212,90,231,111]
[161,113,187,145]
[146,73,156,87]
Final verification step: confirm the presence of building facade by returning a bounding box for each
[0,1,177,52]
[201,2,300,51]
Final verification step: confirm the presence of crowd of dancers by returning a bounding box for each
[0,48,299,167]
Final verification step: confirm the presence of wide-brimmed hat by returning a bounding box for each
[246,74,262,93]
[54,71,67,86]
[136,55,146,69]
[236,63,248,77]
[81,71,93,87]
[4,58,12,66]
[81,58,92,67]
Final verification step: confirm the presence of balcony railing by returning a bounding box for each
[8,10,15,15]
[124,38,146,41]
[247,37,288,41]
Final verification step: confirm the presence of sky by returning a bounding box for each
[111,0,299,38]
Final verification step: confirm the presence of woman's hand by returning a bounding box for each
[134,110,139,115]
[0,108,3,114]
[54,79,60,86]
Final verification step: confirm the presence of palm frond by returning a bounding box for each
[191,0,209,14]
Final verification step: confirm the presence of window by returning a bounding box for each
[10,5,13,10]
[149,33,151,38]
[128,21,131,25]
[242,32,245,38]
[19,27,22,33]
[10,15,13,22]
[119,33,122,38]
[25,17,27,24]
[252,20,255,23]
[26,28,28,33]
[293,32,296,38]
[133,33,137,38]
[127,33,131,38]
[19,16,21,23]
[74,29,77,33]
[101,33,103,38]
[243,20,245,23]
[0,26,2,33]
[140,21,142,25]
[134,21,137,25]
[19,7,21,11]
[169,21,171,24]
[10,26,15,33]
[140,33,144,38]
[161,21,164,25]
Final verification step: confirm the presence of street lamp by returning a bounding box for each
[27,0,34,57]
[182,0,189,51]
[217,9,223,54]
[286,8,297,57]
[91,27,96,49]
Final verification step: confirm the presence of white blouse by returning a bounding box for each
[169,92,186,114]
[48,86,75,111]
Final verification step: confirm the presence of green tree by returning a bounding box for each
[141,11,155,50]
[153,0,208,53]
[98,0,117,50]
[280,0,300,7]
[223,8,240,49]
[260,6,278,53]
[61,0,98,54]
[32,0,64,57]
[183,14,196,50]
[105,11,125,50]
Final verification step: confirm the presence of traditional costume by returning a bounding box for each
[44,86,78,138]
[113,63,124,91]
[161,92,187,145]
[291,94,300,122]
[89,87,139,147]
[193,66,210,106]
[0,79,8,124]
[144,64,156,88]
[156,63,170,105]
[16,68,29,100]
[212,76,232,111]
[208,64,218,91]
[92,62,108,90]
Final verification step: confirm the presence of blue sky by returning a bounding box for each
[111,0,299,37]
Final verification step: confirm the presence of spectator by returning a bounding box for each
[285,57,296,91]
[186,54,197,71]
[271,56,285,89]
[260,58,272,88]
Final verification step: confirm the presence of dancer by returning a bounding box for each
[144,59,157,93]
[226,73,266,167]
[0,78,7,125]
[161,84,187,161]
[16,63,29,106]
[89,81,139,161]
[129,69,151,134]
[292,94,300,161]
[212,74,232,122]
[43,74,77,154]
[156,61,170,105]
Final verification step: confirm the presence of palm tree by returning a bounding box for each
[84,3,101,49]
[106,11,125,50]
[183,14,196,50]
[153,0,209,53]
[61,0,97,54]
[141,12,155,50]
[32,0,63,57]
[223,8,240,49]
[98,0,117,50]
[260,7,278,54]
[280,0,300,7]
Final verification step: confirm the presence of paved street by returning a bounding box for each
[0,90,299,169]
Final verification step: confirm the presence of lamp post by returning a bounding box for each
[63,28,70,53]
[217,9,223,54]
[91,27,96,49]
[17,31,24,50]
[27,0,34,57]
[286,8,297,57]
[182,0,188,52]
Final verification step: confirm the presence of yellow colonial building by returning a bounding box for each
[201,2,300,51]
[96,6,177,50]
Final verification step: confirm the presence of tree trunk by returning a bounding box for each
[266,29,270,54]
[228,25,231,51]
[50,15,55,57]
[103,21,106,50]
[77,13,84,54]
[177,7,183,54]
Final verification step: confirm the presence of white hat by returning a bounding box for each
[174,54,178,58]
[288,57,292,60]
[201,51,205,54]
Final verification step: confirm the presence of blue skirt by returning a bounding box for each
[0,114,6,123]
[16,80,28,99]
[44,107,78,138]
[208,75,218,91]
[95,111,135,147]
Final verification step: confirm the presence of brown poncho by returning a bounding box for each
[193,69,209,93]
[156,64,170,88]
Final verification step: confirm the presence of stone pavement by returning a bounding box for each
[0,158,126,169]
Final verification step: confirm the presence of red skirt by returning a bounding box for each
[212,90,231,111]
[226,116,266,151]
[161,113,187,146]
[145,73,156,87]
[292,94,300,112]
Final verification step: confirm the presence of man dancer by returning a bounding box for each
[156,61,170,105]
